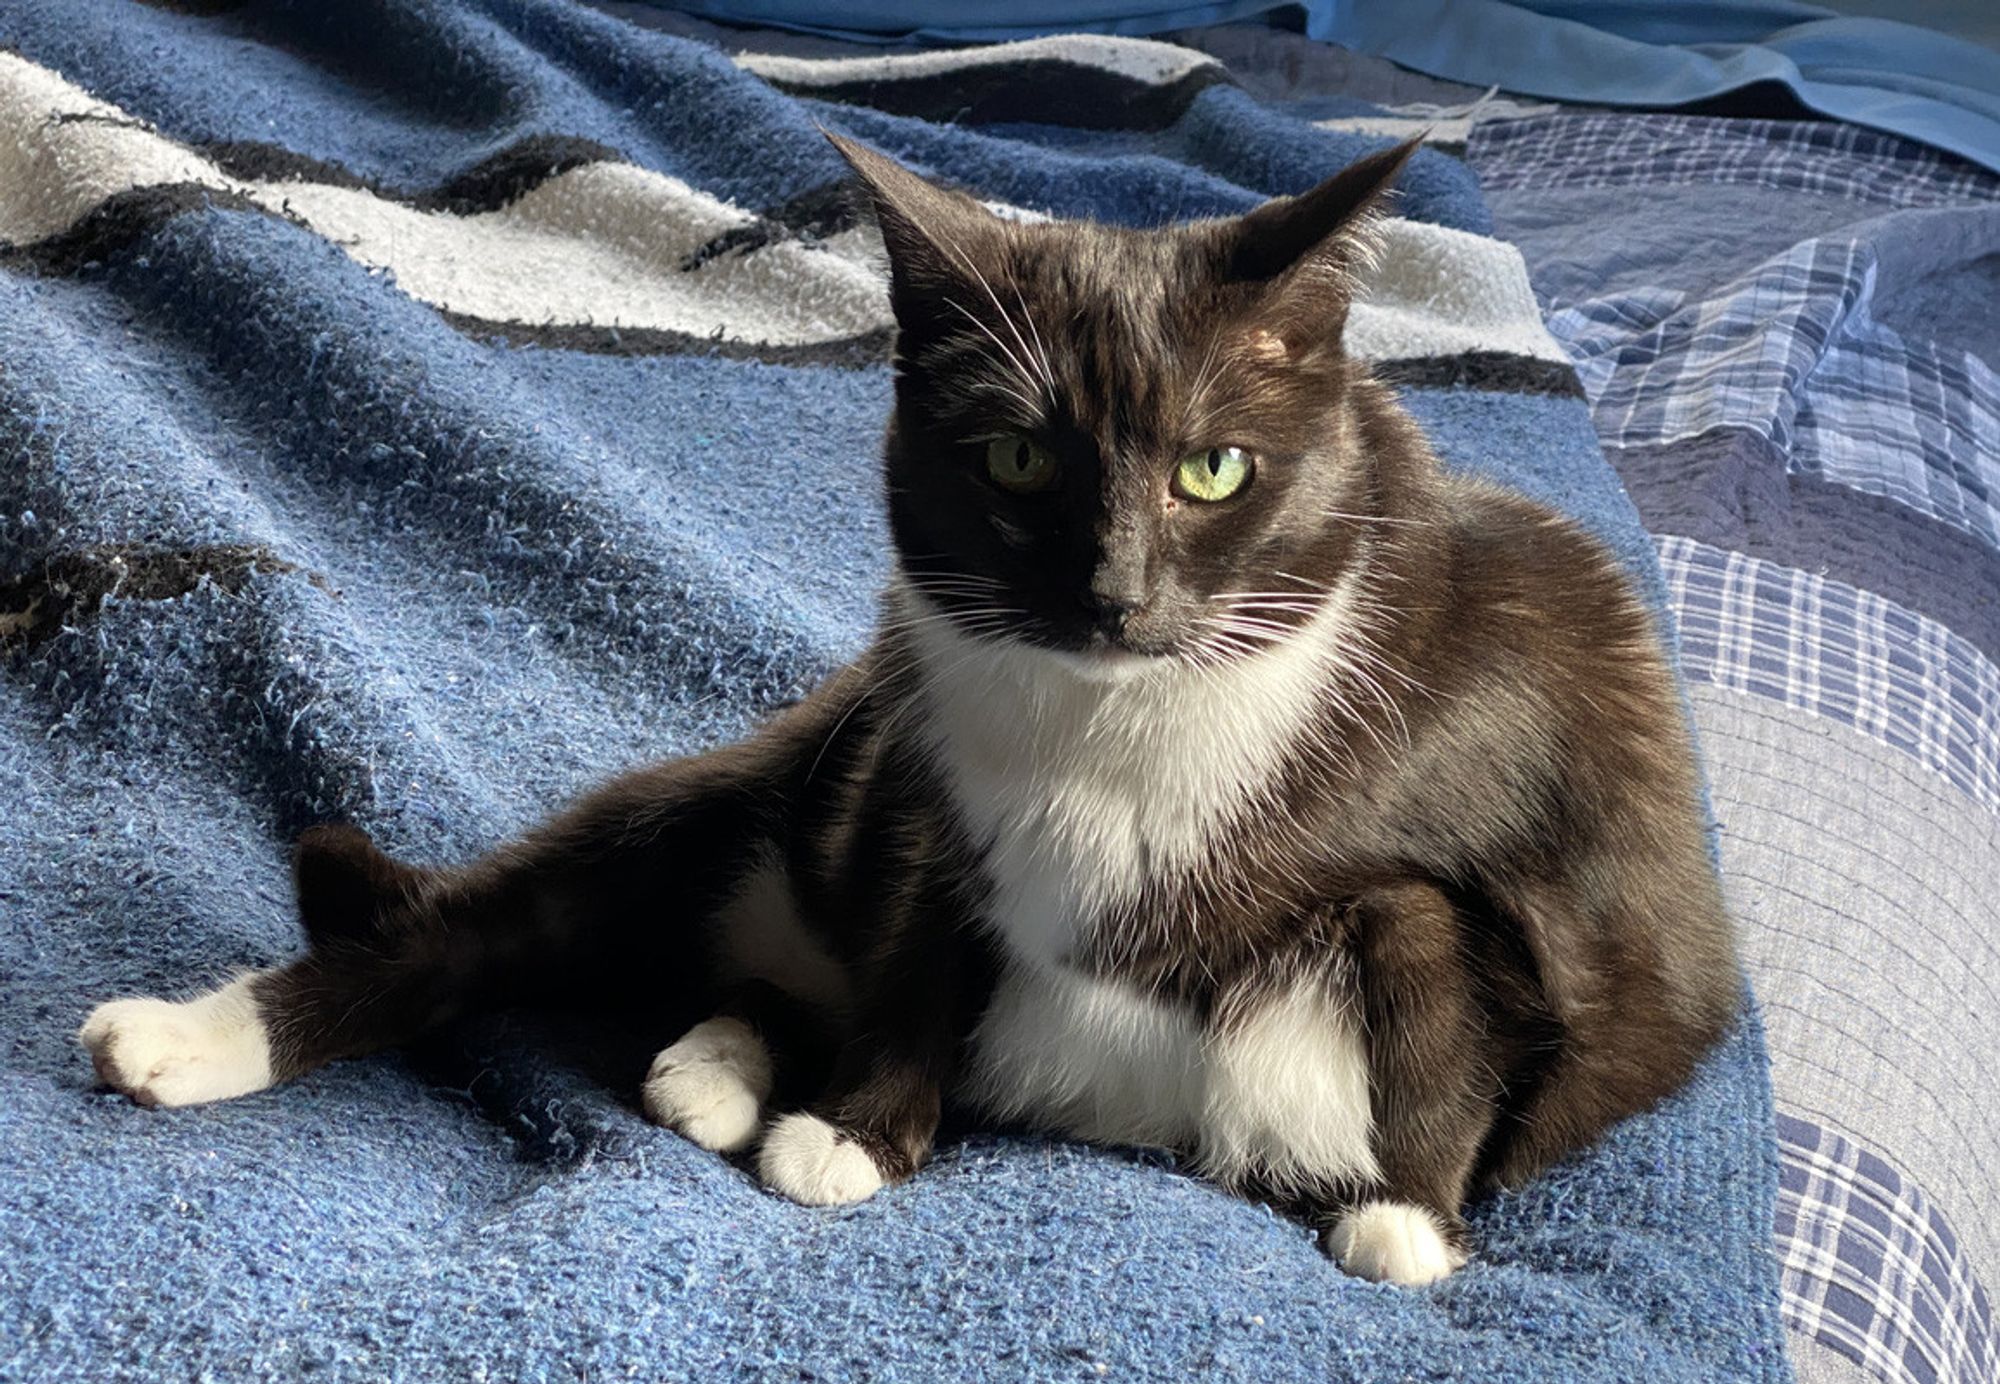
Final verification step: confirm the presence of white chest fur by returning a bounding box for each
[963,963,1380,1192]
[902,574,1363,971]
[899,575,1379,1190]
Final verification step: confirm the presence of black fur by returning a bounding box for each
[96,136,1738,1275]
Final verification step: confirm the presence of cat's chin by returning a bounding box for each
[1037,643,1164,685]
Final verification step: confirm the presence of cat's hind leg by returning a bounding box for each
[78,672,870,1113]
[78,823,431,1106]
[81,823,519,1107]
[80,975,274,1108]
[80,779,748,1108]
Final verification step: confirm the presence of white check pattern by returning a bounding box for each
[1478,105,2000,1384]
[1657,535,2000,818]
[1475,113,2000,209]
[1549,239,2000,549]
[1778,1114,1997,1384]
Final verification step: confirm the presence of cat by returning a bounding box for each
[78,134,1738,1287]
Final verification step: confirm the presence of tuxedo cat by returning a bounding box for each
[80,135,1737,1287]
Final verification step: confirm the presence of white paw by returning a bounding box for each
[1325,1201,1466,1286]
[641,1016,773,1154]
[78,976,274,1108]
[756,1112,884,1207]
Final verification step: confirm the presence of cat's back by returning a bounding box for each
[1434,475,1666,668]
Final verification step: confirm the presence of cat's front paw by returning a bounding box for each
[756,1112,886,1207]
[1324,1201,1467,1286]
[78,977,274,1108]
[641,1016,772,1154]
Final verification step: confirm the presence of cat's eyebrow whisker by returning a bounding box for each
[967,260,1052,399]
[1318,509,1430,528]
[951,245,1038,366]
[957,372,1044,420]
[942,298,1043,408]
[941,297,1037,391]
[931,223,1052,399]
[1181,331,1226,436]
[1012,285,1058,396]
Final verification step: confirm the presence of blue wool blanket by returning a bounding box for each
[0,3,1787,1379]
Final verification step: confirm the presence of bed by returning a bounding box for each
[0,3,1991,1380]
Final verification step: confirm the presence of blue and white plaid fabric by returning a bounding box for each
[1778,1113,1998,1384]
[1658,535,2000,817]
[1476,108,2000,1384]
[1476,113,2000,209]
[1549,239,2000,548]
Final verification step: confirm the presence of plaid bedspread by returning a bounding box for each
[1474,110,2000,1384]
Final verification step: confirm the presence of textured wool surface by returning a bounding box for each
[0,2,1785,1380]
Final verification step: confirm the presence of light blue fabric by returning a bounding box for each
[658,0,2000,174]
[1320,5,2000,175]
[0,2,1788,1378]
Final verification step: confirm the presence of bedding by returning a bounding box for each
[1469,106,2000,1384]
[0,5,1796,1380]
[639,0,2000,176]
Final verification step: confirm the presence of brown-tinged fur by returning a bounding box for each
[97,136,1737,1268]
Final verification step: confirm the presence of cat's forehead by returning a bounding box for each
[985,220,1308,446]
[1008,221,1210,329]
[988,224,1226,430]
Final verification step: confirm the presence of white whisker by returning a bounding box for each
[1319,509,1429,528]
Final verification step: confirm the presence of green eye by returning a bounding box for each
[1175,445,1253,502]
[985,436,1059,494]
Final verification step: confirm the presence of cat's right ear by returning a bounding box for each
[824,131,1002,320]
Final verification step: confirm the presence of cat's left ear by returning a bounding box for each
[1221,137,1422,352]
[824,131,1004,330]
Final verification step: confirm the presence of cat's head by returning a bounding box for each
[834,133,1427,676]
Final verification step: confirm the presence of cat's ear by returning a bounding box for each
[1221,137,1421,352]
[824,131,1003,321]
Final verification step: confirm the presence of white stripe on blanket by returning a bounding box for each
[733,34,1218,88]
[0,51,1569,368]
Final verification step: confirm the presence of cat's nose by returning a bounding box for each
[1086,590,1142,637]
